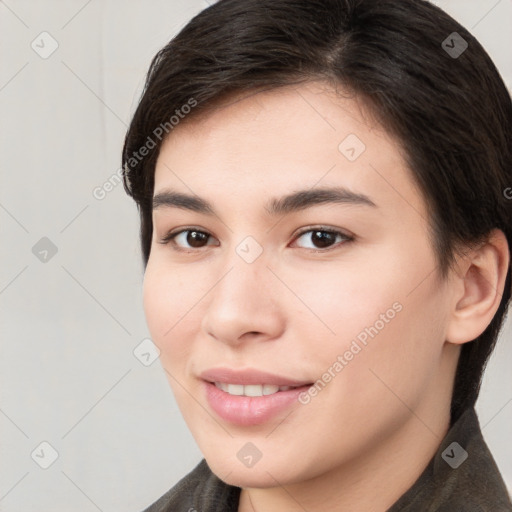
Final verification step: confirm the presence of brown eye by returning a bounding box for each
[182,230,209,248]
[159,228,218,250]
[293,228,352,251]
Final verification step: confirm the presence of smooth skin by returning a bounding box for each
[143,82,509,512]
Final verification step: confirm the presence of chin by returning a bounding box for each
[204,452,307,489]
[213,464,286,489]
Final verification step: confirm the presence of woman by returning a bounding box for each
[122,0,512,510]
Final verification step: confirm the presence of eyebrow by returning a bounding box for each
[152,186,377,216]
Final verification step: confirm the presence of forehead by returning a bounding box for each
[153,82,427,224]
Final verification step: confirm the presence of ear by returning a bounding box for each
[445,229,510,345]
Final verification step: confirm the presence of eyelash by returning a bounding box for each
[157,226,354,253]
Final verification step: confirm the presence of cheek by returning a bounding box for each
[142,264,168,341]
[279,258,400,348]
[142,261,199,366]
[288,250,447,394]
[333,278,449,417]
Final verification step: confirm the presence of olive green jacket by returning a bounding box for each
[143,407,512,511]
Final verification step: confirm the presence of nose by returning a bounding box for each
[200,251,285,347]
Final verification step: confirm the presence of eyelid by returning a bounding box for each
[292,225,353,239]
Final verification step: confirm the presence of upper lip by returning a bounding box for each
[200,367,312,387]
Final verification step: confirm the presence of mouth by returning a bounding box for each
[199,367,314,425]
[202,378,314,426]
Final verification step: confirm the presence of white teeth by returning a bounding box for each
[229,384,245,395]
[244,384,267,397]
[264,384,281,395]
[213,382,296,397]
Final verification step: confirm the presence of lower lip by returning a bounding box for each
[203,381,312,426]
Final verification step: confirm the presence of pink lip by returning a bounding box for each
[203,381,312,426]
[199,367,311,387]
[199,367,313,426]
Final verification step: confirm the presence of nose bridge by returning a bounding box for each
[215,231,271,297]
[201,238,282,343]
[213,240,273,312]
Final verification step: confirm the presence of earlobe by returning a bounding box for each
[445,229,510,345]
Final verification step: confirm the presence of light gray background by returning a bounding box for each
[1,1,511,510]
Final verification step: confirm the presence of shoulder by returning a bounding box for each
[141,459,240,512]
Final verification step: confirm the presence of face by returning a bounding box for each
[143,82,458,488]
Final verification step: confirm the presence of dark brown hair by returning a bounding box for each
[122,0,512,423]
